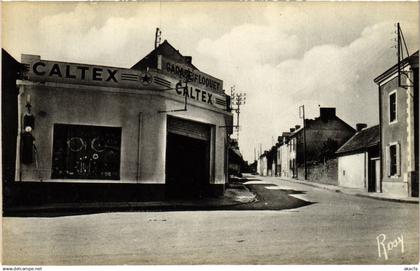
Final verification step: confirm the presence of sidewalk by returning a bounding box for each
[275,176,419,204]
[4,183,257,216]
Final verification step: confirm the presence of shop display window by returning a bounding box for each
[51,124,121,180]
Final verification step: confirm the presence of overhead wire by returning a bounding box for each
[254,43,393,153]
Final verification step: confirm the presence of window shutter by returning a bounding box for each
[396,142,401,176]
[386,145,391,177]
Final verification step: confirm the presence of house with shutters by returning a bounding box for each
[374,51,418,197]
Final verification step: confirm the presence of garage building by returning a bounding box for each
[13,40,233,203]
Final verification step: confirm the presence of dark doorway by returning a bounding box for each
[166,132,210,198]
[368,159,377,192]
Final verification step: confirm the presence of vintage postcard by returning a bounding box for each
[1,1,419,269]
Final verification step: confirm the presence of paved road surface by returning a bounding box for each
[3,175,419,265]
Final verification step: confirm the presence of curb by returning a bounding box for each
[278,177,418,204]
[4,186,255,216]
[351,192,419,204]
[3,201,245,216]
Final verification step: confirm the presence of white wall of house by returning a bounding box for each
[261,157,267,176]
[258,156,267,176]
[280,144,290,177]
[338,152,366,189]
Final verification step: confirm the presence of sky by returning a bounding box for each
[2,2,419,162]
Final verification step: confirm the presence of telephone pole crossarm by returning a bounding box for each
[231,89,246,141]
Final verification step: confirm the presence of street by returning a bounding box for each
[2,175,419,265]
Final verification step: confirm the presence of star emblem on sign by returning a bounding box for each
[141,72,153,85]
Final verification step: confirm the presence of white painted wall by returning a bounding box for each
[17,82,231,185]
[338,153,366,189]
[261,157,267,176]
[280,144,290,177]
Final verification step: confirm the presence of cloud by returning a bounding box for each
[31,3,215,67]
[2,2,418,162]
[36,4,161,66]
[197,17,418,161]
[198,24,300,66]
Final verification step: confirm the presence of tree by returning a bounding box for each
[320,138,339,162]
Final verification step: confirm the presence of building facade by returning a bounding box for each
[288,107,355,180]
[278,132,291,178]
[228,139,244,177]
[374,51,418,197]
[11,41,233,203]
[2,49,21,201]
[336,125,380,192]
[266,145,277,177]
[258,152,268,176]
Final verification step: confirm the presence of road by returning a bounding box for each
[2,175,419,265]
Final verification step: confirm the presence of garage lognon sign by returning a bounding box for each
[158,57,223,94]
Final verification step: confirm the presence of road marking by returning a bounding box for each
[289,194,310,202]
[264,186,283,190]
[244,181,273,185]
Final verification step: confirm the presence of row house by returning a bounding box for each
[257,152,268,176]
[258,107,355,183]
[255,50,418,199]
[374,51,418,198]
[257,144,279,177]
[279,107,355,181]
[336,124,380,192]
[266,145,278,177]
[277,132,291,178]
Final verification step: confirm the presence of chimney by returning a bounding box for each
[295,125,301,130]
[290,128,296,133]
[320,107,336,120]
[184,56,192,64]
[356,123,367,132]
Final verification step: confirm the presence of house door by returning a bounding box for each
[375,159,381,193]
[368,158,380,192]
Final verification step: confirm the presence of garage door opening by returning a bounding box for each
[166,117,211,199]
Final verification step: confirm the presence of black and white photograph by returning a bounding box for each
[1,1,419,269]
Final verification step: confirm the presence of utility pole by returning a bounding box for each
[230,86,246,141]
[394,22,412,89]
[299,105,308,180]
[397,22,401,87]
[236,103,240,139]
[230,85,235,100]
